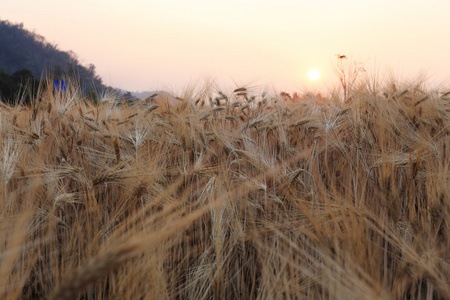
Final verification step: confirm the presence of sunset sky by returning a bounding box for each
[2,0,449,93]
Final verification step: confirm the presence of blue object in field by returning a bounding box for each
[54,80,66,92]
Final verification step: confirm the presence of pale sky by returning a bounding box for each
[2,0,449,93]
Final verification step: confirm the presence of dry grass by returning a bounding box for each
[0,78,449,299]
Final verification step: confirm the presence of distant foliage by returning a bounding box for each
[0,68,40,104]
[0,19,139,104]
[0,19,103,93]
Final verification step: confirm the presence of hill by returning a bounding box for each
[0,19,139,104]
[0,19,104,92]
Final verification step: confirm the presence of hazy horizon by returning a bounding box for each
[2,0,449,93]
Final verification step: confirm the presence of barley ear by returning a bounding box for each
[51,240,141,300]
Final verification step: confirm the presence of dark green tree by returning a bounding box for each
[0,68,39,105]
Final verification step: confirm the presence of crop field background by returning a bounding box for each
[0,77,449,299]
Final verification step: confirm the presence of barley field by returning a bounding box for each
[0,78,449,299]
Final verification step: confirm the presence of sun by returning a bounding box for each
[307,68,321,81]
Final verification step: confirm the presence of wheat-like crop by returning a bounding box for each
[0,77,448,299]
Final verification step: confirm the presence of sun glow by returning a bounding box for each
[307,68,321,81]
